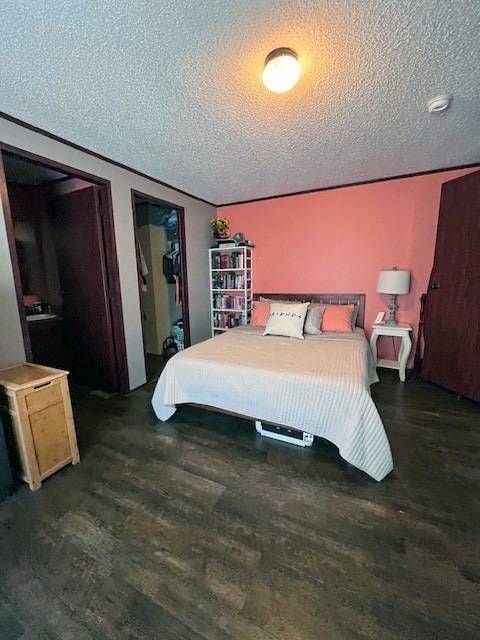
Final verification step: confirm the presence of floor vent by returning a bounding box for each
[255,420,314,447]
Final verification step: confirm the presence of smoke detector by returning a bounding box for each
[427,95,452,113]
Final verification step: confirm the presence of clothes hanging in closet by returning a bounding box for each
[137,239,149,292]
[163,242,182,307]
[174,274,181,307]
[163,242,180,284]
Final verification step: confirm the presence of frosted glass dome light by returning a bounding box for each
[263,48,301,94]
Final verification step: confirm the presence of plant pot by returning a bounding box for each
[213,230,230,239]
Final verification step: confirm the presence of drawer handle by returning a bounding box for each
[33,382,52,390]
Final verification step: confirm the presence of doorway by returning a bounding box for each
[0,147,128,392]
[131,190,190,383]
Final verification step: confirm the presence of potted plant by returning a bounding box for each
[210,216,230,239]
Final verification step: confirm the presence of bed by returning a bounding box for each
[152,293,393,481]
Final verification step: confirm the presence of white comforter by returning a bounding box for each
[151,326,393,481]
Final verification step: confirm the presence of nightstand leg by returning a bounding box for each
[370,333,379,364]
[399,334,412,382]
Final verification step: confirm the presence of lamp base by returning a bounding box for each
[385,294,398,326]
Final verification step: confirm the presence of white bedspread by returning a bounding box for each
[151,326,393,481]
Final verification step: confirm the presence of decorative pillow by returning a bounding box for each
[261,297,326,335]
[321,304,355,332]
[251,300,270,326]
[304,303,325,335]
[263,302,309,340]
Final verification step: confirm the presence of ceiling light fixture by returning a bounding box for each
[263,48,301,94]
[427,95,452,113]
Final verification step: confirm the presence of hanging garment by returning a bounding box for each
[137,239,149,292]
[174,274,182,307]
[163,253,175,283]
[163,241,181,284]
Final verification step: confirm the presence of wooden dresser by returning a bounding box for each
[0,363,79,491]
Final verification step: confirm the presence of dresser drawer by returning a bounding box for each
[25,382,62,413]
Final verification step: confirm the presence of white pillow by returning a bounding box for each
[263,302,309,340]
[260,297,325,335]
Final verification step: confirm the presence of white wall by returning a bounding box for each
[0,118,214,388]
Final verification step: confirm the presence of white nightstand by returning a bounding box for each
[370,323,412,382]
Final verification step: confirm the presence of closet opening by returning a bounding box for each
[0,146,128,393]
[131,190,190,383]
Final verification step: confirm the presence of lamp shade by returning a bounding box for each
[377,269,410,295]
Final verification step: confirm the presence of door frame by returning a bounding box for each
[131,189,191,370]
[0,142,130,393]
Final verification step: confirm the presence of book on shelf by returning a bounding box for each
[212,240,254,249]
[212,273,248,289]
[212,293,246,310]
[211,251,247,270]
[213,311,248,329]
[216,239,236,247]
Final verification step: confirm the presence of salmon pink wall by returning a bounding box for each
[219,167,477,362]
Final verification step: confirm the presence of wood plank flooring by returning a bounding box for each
[0,371,479,639]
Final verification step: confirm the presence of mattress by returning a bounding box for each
[151,326,393,481]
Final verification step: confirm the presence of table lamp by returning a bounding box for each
[377,267,411,326]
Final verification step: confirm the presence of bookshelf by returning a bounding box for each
[209,246,253,336]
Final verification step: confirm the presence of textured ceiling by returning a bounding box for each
[0,1,479,205]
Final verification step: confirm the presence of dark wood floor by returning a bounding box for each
[0,371,479,639]
[145,353,165,383]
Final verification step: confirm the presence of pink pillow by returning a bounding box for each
[321,304,355,332]
[251,300,270,326]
